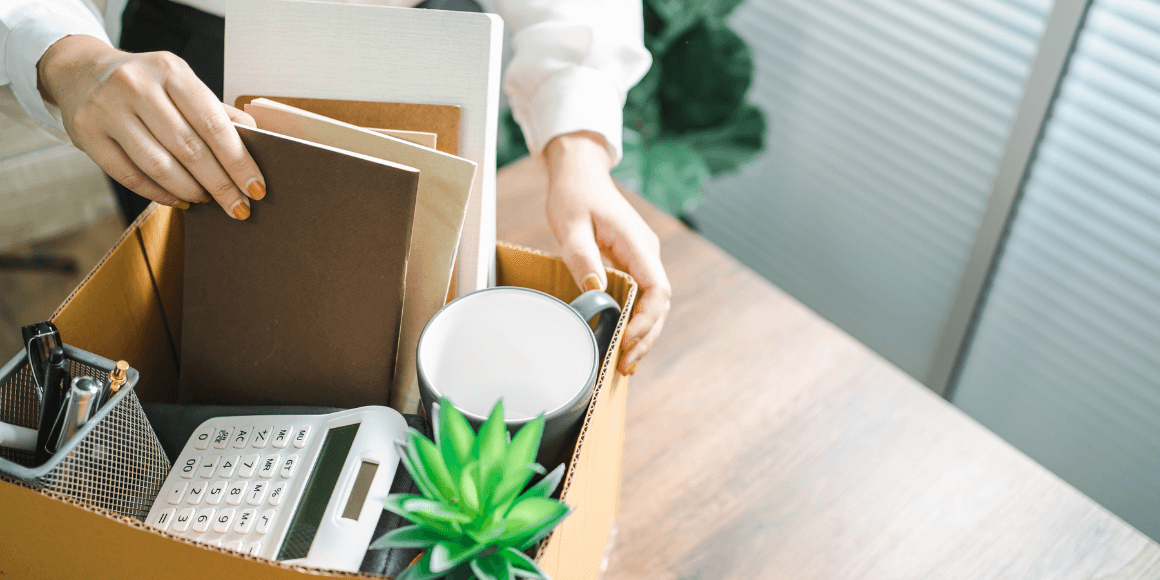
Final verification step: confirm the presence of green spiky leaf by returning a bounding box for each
[492,415,545,513]
[459,460,481,516]
[518,464,565,502]
[411,429,457,503]
[496,497,571,549]
[475,400,508,509]
[430,537,488,574]
[438,397,476,480]
[503,547,549,580]
[471,552,514,580]
[368,524,448,549]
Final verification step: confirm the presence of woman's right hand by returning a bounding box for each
[36,34,264,219]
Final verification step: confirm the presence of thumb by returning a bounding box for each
[557,218,608,293]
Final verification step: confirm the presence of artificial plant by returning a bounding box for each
[496,0,767,220]
[370,398,570,580]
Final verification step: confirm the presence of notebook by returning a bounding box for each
[179,124,420,408]
[234,96,459,156]
[225,0,503,295]
[243,97,477,411]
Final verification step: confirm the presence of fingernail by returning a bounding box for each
[622,339,639,353]
[626,362,639,376]
[173,200,190,210]
[246,179,266,200]
[231,199,251,220]
[200,194,212,203]
[581,273,603,292]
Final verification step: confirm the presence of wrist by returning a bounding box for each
[37,35,119,107]
[545,131,614,179]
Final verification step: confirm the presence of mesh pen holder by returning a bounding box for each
[0,345,168,520]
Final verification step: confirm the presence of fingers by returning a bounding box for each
[163,55,265,206]
[619,282,670,375]
[134,86,250,219]
[223,103,257,128]
[555,215,609,293]
[111,113,204,203]
[78,135,186,208]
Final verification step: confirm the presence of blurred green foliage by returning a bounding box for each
[496,0,766,219]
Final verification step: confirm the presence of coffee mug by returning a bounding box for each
[416,286,621,467]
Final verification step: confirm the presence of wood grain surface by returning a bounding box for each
[495,158,1160,580]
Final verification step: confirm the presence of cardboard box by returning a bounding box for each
[0,204,637,579]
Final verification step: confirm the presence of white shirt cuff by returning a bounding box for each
[512,65,626,164]
[4,1,111,132]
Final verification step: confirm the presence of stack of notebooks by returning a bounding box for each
[180,0,503,411]
[179,99,477,411]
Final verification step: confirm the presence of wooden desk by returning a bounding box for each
[496,158,1160,579]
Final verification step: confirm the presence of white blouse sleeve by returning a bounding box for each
[0,0,112,131]
[494,0,652,163]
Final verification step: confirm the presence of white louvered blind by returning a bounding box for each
[953,0,1160,541]
[689,0,1052,379]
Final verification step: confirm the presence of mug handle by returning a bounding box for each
[569,290,622,365]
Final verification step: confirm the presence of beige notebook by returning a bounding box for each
[369,128,437,149]
[245,98,477,410]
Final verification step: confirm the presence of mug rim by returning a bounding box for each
[415,286,602,426]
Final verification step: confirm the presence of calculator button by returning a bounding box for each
[234,508,257,534]
[166,482,189,505]
[245,542,263,556]
[173,508,195,532]
[212,427,234,450]
[206,539,223,548]
[239,454,261,479]
[150,508,176,531]
[186,481,207,505]
[192,508,215,533]
[193,425,215,450]
[272,426,292,448]
[256,509,276,534]
[226,481,249,505]
[179,456,198,479]
[207,480,227,505]
[213,508,235,533]
[247,481,268,505]
[225,541,244,552]
[280,455,300,478]
[218,454,240,478]
[258,454,280,478]
[232,426,254,449]
[268,481,287,506]
[252,427,272,449]
[292,426,311,448]
[197,455,220,478]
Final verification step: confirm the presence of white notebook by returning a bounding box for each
[224,0,503,294]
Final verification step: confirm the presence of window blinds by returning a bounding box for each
[953,0,1160,541]
[689,0,1051,379]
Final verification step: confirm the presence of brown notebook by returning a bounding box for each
[234,95,460,156]
[179,124,420,408]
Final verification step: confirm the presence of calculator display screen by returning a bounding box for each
[277,423,360,561]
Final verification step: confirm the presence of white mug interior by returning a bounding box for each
[418,289,597,422]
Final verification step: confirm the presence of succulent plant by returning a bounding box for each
[370,397,571,580]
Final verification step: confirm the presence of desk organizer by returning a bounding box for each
[0,345,168,519]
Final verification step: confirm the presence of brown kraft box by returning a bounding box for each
[0,204,636,579]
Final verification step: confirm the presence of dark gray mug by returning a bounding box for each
[416,287,620,468]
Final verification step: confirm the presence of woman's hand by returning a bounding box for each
[545,131,671,376]
[37,35,264,219]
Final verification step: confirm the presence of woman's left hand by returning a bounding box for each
[544,131,671,376]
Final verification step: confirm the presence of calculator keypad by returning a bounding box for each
[153,422,304,557]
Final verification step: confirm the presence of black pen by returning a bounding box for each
[35,346,70,464]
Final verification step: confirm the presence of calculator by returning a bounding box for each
[145,406,407,572]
